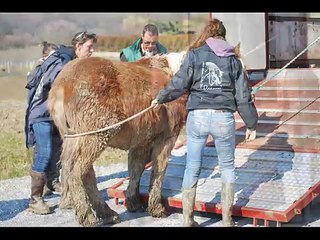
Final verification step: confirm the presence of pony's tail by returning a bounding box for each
[48,87,73,138]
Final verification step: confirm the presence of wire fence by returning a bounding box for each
[0,52,120,77]
[0,60,37,75]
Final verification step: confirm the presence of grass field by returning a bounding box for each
[0,74,128,180]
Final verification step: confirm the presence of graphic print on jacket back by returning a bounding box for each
[200,61,223,90]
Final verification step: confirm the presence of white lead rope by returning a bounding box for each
[252,35,320,95]
[64,105,155,138]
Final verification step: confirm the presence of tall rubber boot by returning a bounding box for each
[28,171,52,215]
[182,188,199,227]
[221,182,235,227]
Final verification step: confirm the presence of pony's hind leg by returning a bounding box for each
[59,138,78,209]
[70,136,121,227]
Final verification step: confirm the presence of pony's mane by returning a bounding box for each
[135,51,187,77]
[138,55,172,76]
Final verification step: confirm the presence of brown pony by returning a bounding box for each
[48,53,187,227]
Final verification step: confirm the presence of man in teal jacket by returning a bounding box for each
[120,24,168,62]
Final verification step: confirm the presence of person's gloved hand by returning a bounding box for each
[245,128,256,143]
[151,98,159,107]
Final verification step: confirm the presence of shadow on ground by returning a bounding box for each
[0,199,29,221]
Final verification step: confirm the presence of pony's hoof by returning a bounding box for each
[102,214,121,225]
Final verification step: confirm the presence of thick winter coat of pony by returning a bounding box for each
[48,53,187,227]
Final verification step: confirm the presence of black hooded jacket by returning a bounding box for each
[156,39,258,130]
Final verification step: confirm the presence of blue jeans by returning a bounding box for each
[182,109,236,190]
[32,121,54,173]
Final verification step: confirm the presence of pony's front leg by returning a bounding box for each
[126,145,151,212]
[148,135,177,218]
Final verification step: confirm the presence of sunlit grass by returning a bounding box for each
[0,131,128,180]
[95,147,128,167]
[0,132,33,180]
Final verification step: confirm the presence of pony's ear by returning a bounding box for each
[234,42,241,58]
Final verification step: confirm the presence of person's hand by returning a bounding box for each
[245,128,256,143]
[251,93,256,102]
[151,98,159,107]
[37,57,45,65]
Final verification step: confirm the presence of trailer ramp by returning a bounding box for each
[107,146,320,227]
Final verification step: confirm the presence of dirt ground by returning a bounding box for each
[0,75,27,102]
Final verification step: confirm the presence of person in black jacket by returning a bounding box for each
[151,19,258,227]
[25,42,66,214]
[25,32,97,214]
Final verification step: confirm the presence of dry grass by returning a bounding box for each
[97,34,195,52]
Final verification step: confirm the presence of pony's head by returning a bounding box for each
[137,51,187,77]
[165,51,187,75]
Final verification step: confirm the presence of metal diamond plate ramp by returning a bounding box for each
[107,146,320,226]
